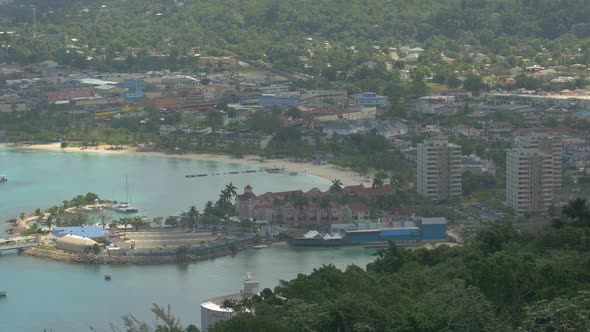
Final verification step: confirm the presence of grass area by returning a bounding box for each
[427,82,449,94]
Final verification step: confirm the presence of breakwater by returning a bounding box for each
[21,236,256,265]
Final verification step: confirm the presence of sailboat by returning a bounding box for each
[112,174,138,213]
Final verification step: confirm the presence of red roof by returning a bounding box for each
[347,202,369,212]
[237,192,257,201]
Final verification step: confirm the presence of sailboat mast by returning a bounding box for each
[125,173,129,203]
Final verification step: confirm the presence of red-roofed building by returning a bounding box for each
[44,89,95,104]
[347,202,370,221]
[234,185,353,226]
[342,184,394,197]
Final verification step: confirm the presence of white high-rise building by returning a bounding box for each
[417,139,462,200]
[506,148,554,213]
[514,135,563,189]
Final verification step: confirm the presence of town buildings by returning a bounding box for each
[234,184,392,226]
[416,139,462,200]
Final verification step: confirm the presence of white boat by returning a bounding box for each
[104,273,111,280]
[112,202,138,213]
[0,289,7,296]
[252,244,269,249]
[111,174,138,213]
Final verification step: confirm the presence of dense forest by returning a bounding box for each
[1,0,590,70]
[208,198,590,331]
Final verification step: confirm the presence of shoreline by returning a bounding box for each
[20,242,253,265]
[1,142,371,187]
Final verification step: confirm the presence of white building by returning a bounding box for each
[514,135,563,189]
[506,148,554,213]
[417,139,462,200]
[201,275,260,332]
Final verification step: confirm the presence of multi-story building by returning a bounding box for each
[514,135,563,189]
[506,148,554,213]
[417,139,462,200]
[350,92,388,107]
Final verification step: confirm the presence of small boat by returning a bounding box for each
[104,273,111,280]
[228,171,240,174]
[0,175,7,183]
[252,244,269,249]
[0,289,7,296]
[289,172,298,176]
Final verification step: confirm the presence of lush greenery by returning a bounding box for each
[2,0,590,76]
[209,199,590,331]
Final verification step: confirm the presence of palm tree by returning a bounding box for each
[372,176,384,188]
[319,197,331,224]
[204,201,214,215]
[188,206,199,230]
[45,215,54,231]
[292,195,309,224]
[109,219,119,231]
[153,216,163,230]
[372,171,388,188]
[120,217,132,238]
[225,182,238,198]
[131,216,147,231]
[329,179,343,193]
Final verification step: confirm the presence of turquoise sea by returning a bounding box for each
[0,148,377,331]
[0,147,329,233]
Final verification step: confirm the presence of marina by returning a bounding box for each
[0,244,375,332]
[0,146,348,331]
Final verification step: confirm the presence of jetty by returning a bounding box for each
[0,236,38,253]
[185,168,289,179]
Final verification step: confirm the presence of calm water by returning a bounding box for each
[0,147,328,233]
[0,245,376,331]
[0,148,377,331]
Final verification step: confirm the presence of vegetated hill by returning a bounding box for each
[1,0,589,66]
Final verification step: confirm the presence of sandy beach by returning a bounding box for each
[3,143,372,187]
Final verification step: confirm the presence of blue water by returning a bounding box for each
[0,245,376,332]
[0,148,376,331]
[0,147,329,233]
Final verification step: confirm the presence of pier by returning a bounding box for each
[0,236,38,253]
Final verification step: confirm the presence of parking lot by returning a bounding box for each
[111,230,232,250]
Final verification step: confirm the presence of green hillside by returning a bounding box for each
[1,0,589,70]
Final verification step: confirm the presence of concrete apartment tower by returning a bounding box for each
[506,148,554,213]
[417,139,462,200]
[515,135,563,189]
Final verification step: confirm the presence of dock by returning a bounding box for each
[0,236,38,253]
